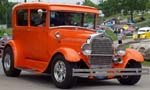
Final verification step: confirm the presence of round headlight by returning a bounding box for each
[116,50,126,56]
[81,43,91,55]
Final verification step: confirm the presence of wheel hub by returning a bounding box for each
[4,54,11,71]
[54,60,66,83]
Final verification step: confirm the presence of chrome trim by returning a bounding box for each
[4,54,11,71]
[86,33,103,44]
[73,68,150,77]
[88,54,112,56]
[49,26,95,31]
[54,60,66,83]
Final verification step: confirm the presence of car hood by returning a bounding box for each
[49,26,96,48]
[50,26,96,39]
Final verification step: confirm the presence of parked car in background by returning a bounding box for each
[1,2,149,89]
[124,30,133,36]
[0,33,11,57]
[133,27,150,39]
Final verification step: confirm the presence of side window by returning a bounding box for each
[50,11,82,27]
[16,9,28,26]
[30,9,46,27]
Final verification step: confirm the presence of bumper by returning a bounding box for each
[73,68,150,77]
[133,34,146,39]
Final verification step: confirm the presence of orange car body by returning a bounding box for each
[5,3,143,74]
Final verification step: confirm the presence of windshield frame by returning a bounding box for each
[49,10,97,29]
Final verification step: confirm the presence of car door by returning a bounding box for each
[14,8,29,67]
[24,8,48,61]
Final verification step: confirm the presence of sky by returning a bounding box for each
[8,0,100,4]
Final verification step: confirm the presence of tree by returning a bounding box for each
[146,0,150,10]
[82,0,99,8]
[99,0,148,20]
[99,1,111,16]
[0,0,16,27]
[0,0,8,24]
[121,0,148,22]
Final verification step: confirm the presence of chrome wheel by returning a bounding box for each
[54,60,66,83]
[4,54,11,71]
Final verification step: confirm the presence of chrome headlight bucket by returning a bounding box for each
[113,50,126,64]
[81,43,91,55]
[116,50,126,56]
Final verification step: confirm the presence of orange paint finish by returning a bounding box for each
[8,2,98,73]
[49,4,99,14]
[113,48,144,68]
[55,47,81,62]
[5,40,24,68]
[6,2,144,75]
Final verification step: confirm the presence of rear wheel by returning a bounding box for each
[51,54,77,89]
[117,61,141,85]
[2,46,21,77]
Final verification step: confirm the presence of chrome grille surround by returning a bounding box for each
[89,34,113,68]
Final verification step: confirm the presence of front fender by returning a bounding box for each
[114,48,144,68]
[55,47,81,62]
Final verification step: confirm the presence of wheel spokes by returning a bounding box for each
[4,54,11,71]
[54,60,66,83]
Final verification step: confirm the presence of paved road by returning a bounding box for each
[0,59,150,90]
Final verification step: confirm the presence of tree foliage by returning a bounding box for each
[82,0,99,8]
[146,0,150,10]
[99,0,148,17]
[0,0,16,26]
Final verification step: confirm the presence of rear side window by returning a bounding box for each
[16,9,28,26]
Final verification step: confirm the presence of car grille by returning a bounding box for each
[89,35,113,68]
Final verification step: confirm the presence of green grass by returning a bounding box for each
[134,20,150,27]
[0,28,12,37]
[105,13,150,24]
[142,61,150,66]
[124,44,130,48]
[143,14,150,20]
[105,29,117,41]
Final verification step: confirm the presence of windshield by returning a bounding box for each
[50,11,96,29]
[139,30,146,32]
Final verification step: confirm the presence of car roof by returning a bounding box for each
[13,2,99,14]
[139,27,150,30]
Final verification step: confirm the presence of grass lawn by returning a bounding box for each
[142,61,150,66]
[0,28,12,37]
[105,29,117,41]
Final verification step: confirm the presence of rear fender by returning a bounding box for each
[113,48,144,68]
[4,40,23,68]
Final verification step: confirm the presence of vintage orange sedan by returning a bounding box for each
[2,2,149,89]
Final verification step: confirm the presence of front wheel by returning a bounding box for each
[2,46,21,77]
[51,54,77,89]
[117,61,141,85]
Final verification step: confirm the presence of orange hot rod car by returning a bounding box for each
[1,2,149,89]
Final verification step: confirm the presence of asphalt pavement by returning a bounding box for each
[0,58,150,90]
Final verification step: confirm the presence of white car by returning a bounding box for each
[133,27,150,39]
[138,27,150,34]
